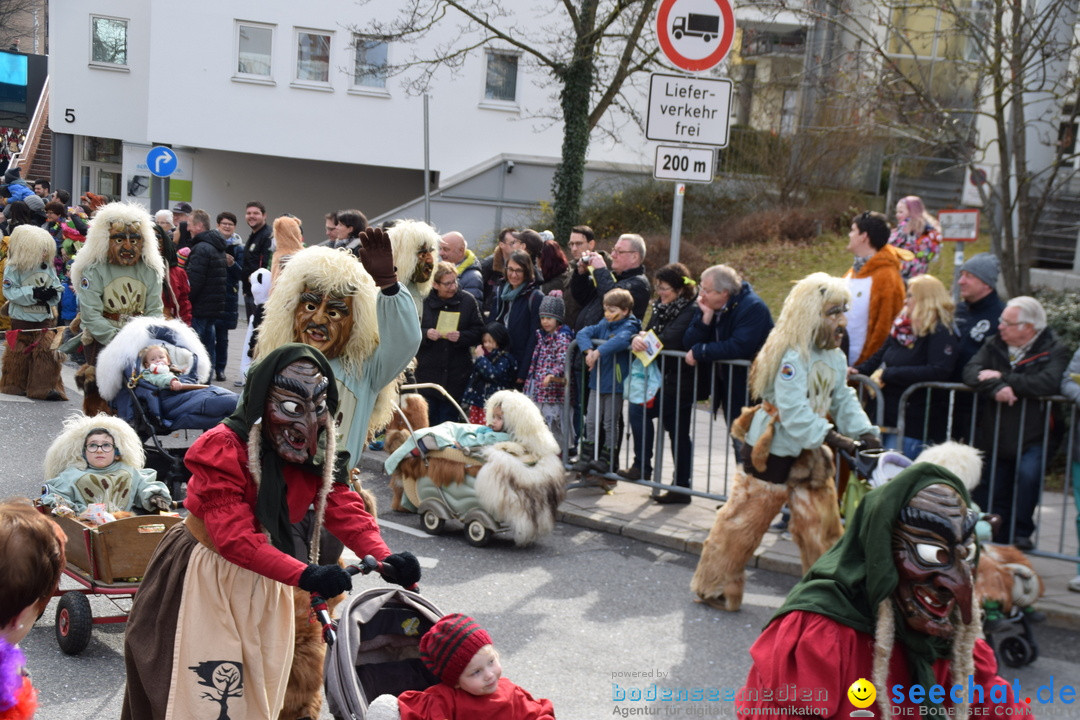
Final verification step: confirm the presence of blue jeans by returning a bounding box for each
[191,317,217,374]
[972,445,1044,542]
[883,432,924,460]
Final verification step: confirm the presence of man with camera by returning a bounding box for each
[570,233,650,332]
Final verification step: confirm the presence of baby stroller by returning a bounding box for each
[95,317,239,498]
[323,580,444,720]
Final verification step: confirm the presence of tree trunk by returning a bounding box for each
[552,56,594,246]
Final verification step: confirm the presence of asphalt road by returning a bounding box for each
[4,328,1080,719]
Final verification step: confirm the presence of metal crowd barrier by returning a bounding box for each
[561,339,883,504]
[896,382,1080,563]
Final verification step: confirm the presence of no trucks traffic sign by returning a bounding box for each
[656,0,736,73]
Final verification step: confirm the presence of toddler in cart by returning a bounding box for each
[367,613,555,720]
[138,344,206,392]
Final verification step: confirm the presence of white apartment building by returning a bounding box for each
[47,1,652,245]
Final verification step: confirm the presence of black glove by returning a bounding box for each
[859,433,883,451]
[148,495,172,512]
[299,563,353,597]
[380,551,421,588]
[824,430,857,456]
[32,286,57,303]
[355,226,397,289]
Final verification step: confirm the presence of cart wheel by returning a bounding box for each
[999,636,1034,668]
[421,510,445,535]
[56,592,93,655]
[465,520,492,547]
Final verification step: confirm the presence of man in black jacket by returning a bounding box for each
[185,209,228,378]
[242,201,273,319]
[570,232,651,331]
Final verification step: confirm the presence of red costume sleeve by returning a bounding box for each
[183,425,309,586]
[322,482,391,561]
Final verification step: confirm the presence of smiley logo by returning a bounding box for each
[847,678,876,709]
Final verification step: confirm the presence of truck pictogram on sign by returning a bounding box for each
[656,0,735,73]
[672,14,720,42]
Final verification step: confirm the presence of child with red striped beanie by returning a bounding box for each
[367,612,555,720]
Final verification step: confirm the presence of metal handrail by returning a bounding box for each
[9,75,49,171]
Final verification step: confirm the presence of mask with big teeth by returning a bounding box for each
[263,360,330,464]
[814,302,847,350]
[412,248,435,284]
[292,288,353,359]
[107,222,144,266]
[891,484,977,638]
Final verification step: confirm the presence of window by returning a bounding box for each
[237,23,273,78]
[484,51,518,103]
[296,30,331,84]
[91,16,127,66]
[353,35,389,89]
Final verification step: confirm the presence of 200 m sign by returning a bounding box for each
[653,145,714,183]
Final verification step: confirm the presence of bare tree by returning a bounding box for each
[775,0,1080,294]
[0,0,43,53]
[353,0,663,244]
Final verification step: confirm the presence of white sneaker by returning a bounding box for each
[1068,575,1080,593]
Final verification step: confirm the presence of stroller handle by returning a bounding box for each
[309,555,419,646]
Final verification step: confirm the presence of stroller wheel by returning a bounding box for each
[421,510,445,535]
[56,591,93,655]
[999,636,1035,668]
[465,519,492,547]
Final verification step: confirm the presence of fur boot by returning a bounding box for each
[0,330,29,395]
[691,470,788,611]
[76,364,111,416]
[279,586,344,720]
[976,544,1044,615]
[25,328,66,400]
[785,447,842,573]
[475,451,566,546]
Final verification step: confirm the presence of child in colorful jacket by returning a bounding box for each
[524,291,574,455]
[461,322,518,424]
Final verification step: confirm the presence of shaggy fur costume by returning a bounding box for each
[253,246,394,440]
[44,412,146,479]
[388,219,439,300]
[1,226,67,399]
[690,441,839,611]
[70,202,165,415]
[474,390,565,546]
[94,317,210,402]
[386,393,431,511]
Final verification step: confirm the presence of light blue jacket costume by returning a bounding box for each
[331,283,422,469]
[41,461,169,514]
[76,262,164,345]
[746,346,876,457]
[2,263,62,322]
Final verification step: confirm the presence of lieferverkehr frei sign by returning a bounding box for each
[646,73,733,147]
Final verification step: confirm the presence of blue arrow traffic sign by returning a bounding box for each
[146,146,178,177]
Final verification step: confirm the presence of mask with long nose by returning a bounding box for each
[292,288,353,359]
[891,484,978,638]
[263,360,330,464]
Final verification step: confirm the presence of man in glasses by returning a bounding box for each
[962,295,1069,549]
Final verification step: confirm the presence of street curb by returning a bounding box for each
[361,452,1080,630]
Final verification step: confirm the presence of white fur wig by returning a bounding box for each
[44,412,145,479]
[750,272,850,400]
[388,219,439,297]
[7,225,56,272]
[914,441,983,492]
[254,246,395,437]
[475,390,565,546]
[70,201,164,289]
[95,317,210,401]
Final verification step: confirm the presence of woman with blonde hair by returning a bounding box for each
[853,274,959,458]
[889,194,942,280]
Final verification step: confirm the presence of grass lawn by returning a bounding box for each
[699,233,993,315]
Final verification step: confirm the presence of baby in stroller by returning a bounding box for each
[39,412,172,517]
[138,344,206,392]
[367,612,554,720]
[384,390,566,546]
[95,316,238,435]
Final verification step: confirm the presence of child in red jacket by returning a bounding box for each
[367,613,555,720]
